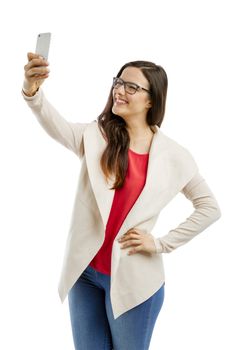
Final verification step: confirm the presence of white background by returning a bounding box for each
[1,0,232,349]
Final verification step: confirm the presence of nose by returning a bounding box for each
[115,83,126,95]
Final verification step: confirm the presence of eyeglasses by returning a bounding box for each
[112,77,151,95]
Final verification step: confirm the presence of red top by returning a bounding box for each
[89,148,149,275]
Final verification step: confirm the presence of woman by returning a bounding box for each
[22,53,221,350]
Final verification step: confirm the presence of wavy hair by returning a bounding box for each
[97,60,168,190]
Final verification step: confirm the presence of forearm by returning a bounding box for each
[153,173,221,253]
[22,88,89,157]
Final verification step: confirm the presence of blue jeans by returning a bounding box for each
[68,265,165,350]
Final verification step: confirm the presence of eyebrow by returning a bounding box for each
[119,77,143,86]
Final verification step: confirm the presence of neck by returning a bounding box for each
[127,125,155,141]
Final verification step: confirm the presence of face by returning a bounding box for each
[112,67,152,122]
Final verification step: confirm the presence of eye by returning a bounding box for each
[126,83,137,92]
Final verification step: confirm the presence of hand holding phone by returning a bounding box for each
[23,33,51,96]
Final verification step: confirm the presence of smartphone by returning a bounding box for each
[35,32,51,60]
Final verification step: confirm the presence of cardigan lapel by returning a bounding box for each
[83,121,115,228]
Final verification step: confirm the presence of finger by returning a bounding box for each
[128,245,142,255]
[27,52,43,61]
[26,66,50,78]
[126,231,140,238]
[31,73,49,81]
[25,58,49,72]
[127,229,141,235]
[120,239,141,249]
[123,233,141,241]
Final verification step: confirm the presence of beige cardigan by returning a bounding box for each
[22,88,221,320]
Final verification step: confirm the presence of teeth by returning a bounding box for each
[115,98,127,104]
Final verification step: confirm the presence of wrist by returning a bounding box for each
[22,87,39,97]
[22,79,39,97]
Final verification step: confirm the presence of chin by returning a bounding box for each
[112,107,126,118]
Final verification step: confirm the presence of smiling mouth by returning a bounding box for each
[114,98,128,105]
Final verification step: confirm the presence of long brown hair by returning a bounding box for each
[97,60,168,190]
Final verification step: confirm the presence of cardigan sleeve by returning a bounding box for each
[21,88,90,159]
[153,172,221,253]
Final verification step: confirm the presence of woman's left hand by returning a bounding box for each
[118,228,156,255]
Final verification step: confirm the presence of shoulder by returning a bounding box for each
[159,127,194,156]
[83,120,107,140]
[158,127,198,170]
[84,119,98,130]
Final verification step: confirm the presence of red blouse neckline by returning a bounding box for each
[128,148,149,156]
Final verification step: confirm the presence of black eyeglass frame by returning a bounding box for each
[112,77,151,95]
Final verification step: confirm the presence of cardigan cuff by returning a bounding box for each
[152,236,163,254]
[21,86,43,108]
[21,86,41,98]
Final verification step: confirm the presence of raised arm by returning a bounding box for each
[22,52,89,158]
